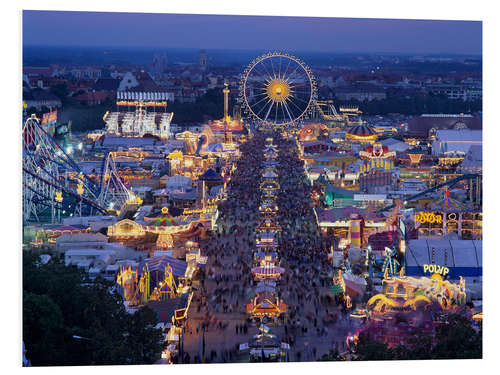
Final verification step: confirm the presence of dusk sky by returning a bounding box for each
[23,10,482,55]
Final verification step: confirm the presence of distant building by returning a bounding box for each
[199,50,207,70]
[335,84,386,102]
[70,67,102,80]
[73,90,110,106]
[152,53,168,79]
[117,71,174,102]
[459,144,482,174]
[359,170,393,193]
[23,88,62,110]
[426,82,482,101]
[93,77,121,94]
[431,129,482,156]
[408,114,482,134]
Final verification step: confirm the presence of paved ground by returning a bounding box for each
[177,133,358,363]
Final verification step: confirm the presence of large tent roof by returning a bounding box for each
[199,168,223,182]
[405,239,482,278]
[138,256,188,278]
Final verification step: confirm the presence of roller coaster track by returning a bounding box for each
[22,115,133,222]
[379,173,481,212]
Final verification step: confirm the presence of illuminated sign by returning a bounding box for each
[116,101,167,107]
[182,206,217,215]
[423,264,450,277]
[42,110,57,125]
[415,212,443,224]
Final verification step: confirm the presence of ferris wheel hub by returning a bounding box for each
[266,78,292,103]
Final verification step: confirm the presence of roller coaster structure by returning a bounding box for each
[379,173,482,212]
[23,114,133,223]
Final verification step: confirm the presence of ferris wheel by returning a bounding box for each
[239,51,317,128]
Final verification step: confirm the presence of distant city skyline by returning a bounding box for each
[23,11,482,55]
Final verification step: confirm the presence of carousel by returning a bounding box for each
[107,207,207,249]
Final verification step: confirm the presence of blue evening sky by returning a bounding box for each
[23,10,482,55]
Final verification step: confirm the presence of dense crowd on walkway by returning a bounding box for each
[181,131,356,363]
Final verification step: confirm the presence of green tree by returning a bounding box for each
[23,292,67,365]
[50,83,69,103]
[353,332,395,361]
[431,314,482,359]
[22,252,163,366]
[393,332,433,360]
[353,314,482,361]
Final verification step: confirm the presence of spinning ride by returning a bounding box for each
[239,52,317,130]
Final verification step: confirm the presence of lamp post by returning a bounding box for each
[55,192,63,223]
[77,182,84,217]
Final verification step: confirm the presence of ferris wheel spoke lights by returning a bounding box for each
[239,51,317,128]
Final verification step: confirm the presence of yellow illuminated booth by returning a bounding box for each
[414,192,482,239]
[246,292,287,318]
[107,219,146,239]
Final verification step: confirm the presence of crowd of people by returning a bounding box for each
[181,131,355,363]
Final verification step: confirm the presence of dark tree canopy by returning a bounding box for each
[23,251,163,366]
[353,314,482,361]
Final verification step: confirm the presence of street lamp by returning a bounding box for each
[76,183,84,217]
[55,191,63,223]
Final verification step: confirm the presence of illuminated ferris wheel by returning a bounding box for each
[239,51,317,128]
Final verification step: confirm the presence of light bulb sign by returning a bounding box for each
[423,264,450,277]
[415,212,443,225]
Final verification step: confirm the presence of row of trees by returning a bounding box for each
[166,88,237,124]
[27,87,235,132]
[319,314,482,361]
[23,251,163,366]
[334,93,482,116]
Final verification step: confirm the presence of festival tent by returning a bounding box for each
[405,239,482,279]
[165,175,193,190]
[138,256,188,284]
[199,168,223,183]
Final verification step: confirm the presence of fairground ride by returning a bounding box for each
[313,100,363,126]
[23,115,135,223]
[239,51,317,131]
[378,173,482,212]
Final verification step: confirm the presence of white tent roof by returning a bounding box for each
[406,239,482,269]
[56,232,108,244]
[262,170,278,178]
[165,175,193,188]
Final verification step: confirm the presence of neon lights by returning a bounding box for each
[415,212,443,224]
